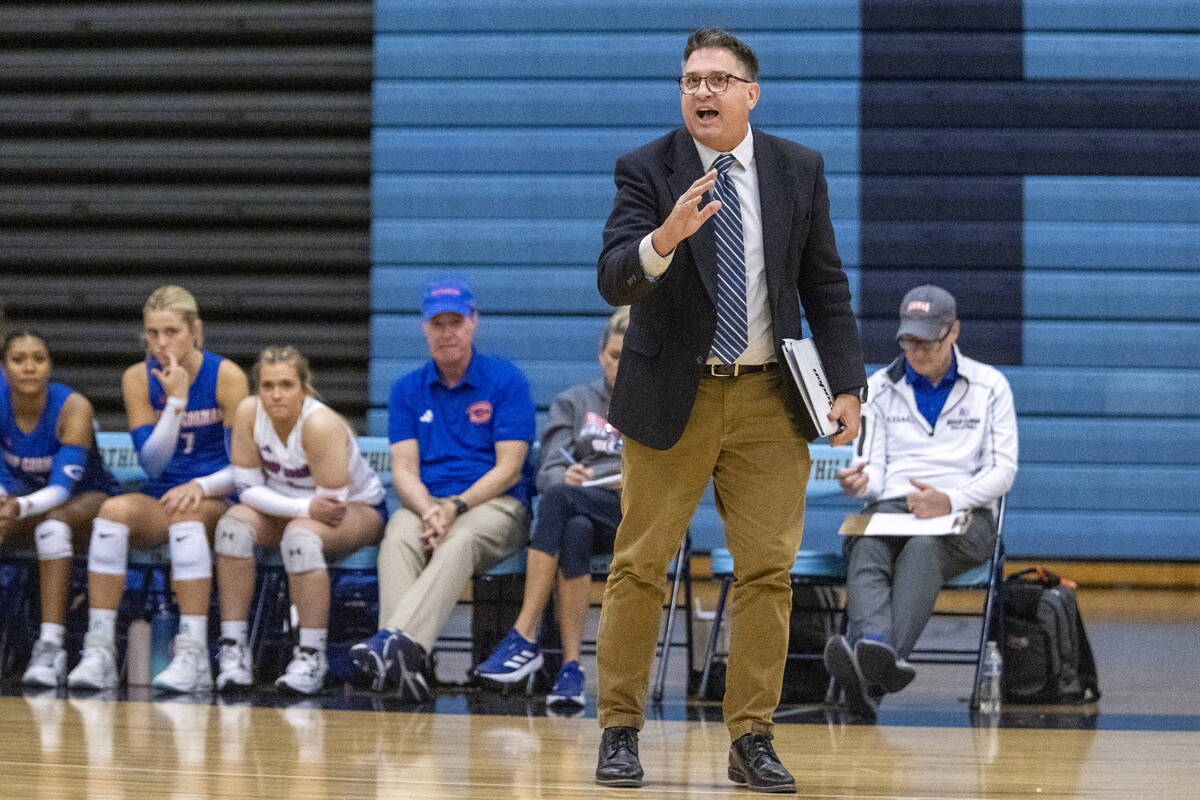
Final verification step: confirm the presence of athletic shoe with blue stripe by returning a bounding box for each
[475,628,543,683]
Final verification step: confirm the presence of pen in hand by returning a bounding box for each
[559,447,576,464]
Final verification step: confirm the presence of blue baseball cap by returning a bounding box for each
[421,278,476,320]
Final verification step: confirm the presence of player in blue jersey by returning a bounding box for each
[67,285,249,693]
[0,331,120,687]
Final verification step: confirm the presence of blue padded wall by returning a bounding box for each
[373,1,1200,560]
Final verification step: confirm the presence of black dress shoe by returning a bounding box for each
[595,725,644,787]
[728,732,796,793]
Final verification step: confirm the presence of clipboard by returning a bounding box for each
[582,473,621,488]
[839,511,971,537]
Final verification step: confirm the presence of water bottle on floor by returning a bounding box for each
[979,640,1003,714]
[150,595,176,678]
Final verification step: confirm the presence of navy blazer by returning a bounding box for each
[598,127,866,450]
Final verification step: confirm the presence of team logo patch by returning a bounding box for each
[467,401,493,424]
[63,464,85,481]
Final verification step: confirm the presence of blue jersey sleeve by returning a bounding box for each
[48,444,88,491]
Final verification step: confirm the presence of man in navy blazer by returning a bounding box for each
[593,28,867,793]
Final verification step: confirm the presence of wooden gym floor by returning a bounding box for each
[2,580,1198,799]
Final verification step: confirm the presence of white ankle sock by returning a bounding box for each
[87,608,117,644]
[299,628,326,652]
[220,620,248,645]
[40,622,65,647]
[178,614,208,646]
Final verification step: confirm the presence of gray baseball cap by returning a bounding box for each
[896,284,956,343]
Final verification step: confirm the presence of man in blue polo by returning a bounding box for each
[350,277,536,701]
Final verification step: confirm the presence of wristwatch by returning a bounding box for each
[843,385,868,403]
[450,496,469,516]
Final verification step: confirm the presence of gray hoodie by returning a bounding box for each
[536,378,622,495]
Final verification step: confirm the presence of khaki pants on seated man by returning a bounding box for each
[378,495,529,653]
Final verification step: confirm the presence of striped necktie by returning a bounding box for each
[710,152,748,363]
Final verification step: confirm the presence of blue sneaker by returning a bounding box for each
[474,628,543,684]
[349,629,399,693]
[547,660,586,708]
[384,631,433,704]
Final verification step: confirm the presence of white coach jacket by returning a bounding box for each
[853,346,1018,512]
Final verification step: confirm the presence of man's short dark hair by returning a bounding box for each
[683,27,759,81]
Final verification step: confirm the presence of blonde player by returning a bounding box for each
[214,346,385,695]
[68,285,249,693]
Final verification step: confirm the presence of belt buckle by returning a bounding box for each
[707,363,736,377]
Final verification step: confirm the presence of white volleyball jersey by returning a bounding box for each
[253,395,384,504]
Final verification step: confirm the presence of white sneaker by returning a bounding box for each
[216,639,253,691]
[67,634,118,691]
[23,639,68,688]
[152,637,214,693]
[274,647,327,696]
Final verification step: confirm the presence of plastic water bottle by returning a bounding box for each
[150,595,176,678]
[979,640,1003,714]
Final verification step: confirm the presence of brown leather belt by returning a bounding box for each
[700,362,779,378]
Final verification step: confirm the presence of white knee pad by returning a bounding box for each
[34,519,73,561]
[88,518,130,575]
[168,520,212,582]
[214,514,256,559]
[280,526,326,574]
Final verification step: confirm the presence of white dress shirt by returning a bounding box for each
[638,127,775,365]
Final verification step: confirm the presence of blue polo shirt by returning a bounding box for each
[905,354,959,429]
[388,351,536,504]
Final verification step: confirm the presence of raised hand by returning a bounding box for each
[650,170,722,256]
[150,352,190,400]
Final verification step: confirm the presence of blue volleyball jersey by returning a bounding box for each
[0,381,119,497]
[141,349,229,498]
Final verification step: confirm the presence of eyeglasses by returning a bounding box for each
[676,72,754,94]
[898,327,952,352]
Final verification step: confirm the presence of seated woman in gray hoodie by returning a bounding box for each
[473,307,628,709]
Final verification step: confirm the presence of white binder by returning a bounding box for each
[781,337,841,438]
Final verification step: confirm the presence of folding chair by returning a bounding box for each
[907,494,1007,709]
[697,548,848,698]
[521,534,692,702]
[248,545,379,670]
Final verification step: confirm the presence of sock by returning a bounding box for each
[87,608,118,644]
[178,614,208,646]
[299,627,326,652]
[220,620,248,646]
[40,622,65,648]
